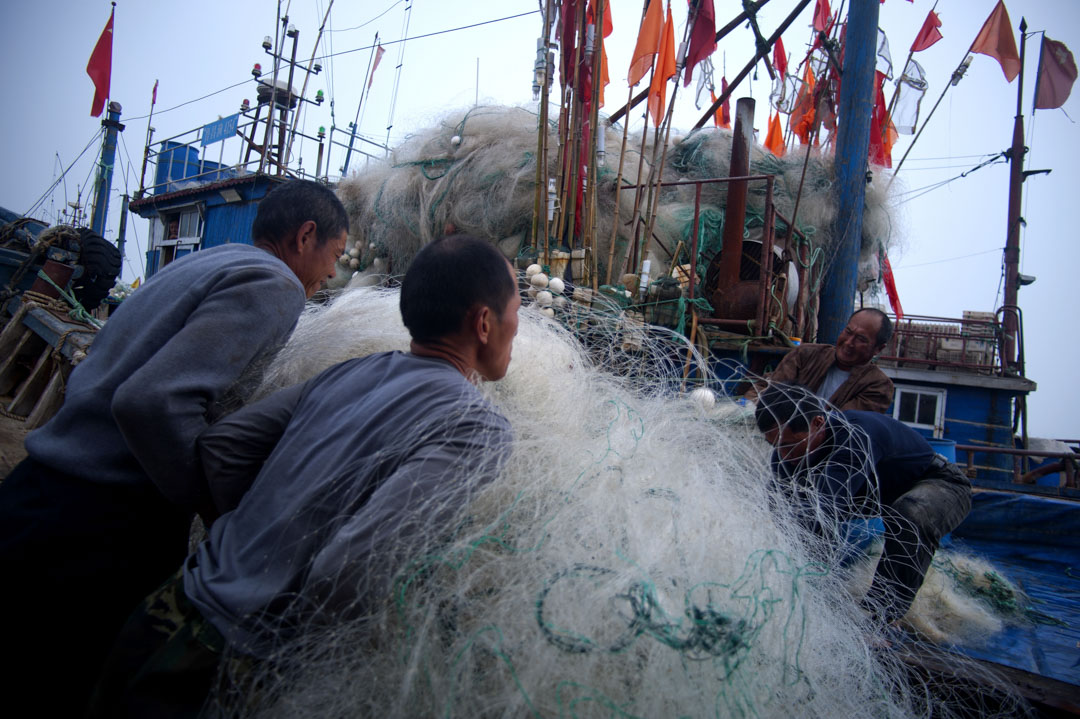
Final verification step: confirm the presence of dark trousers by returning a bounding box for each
[0,457,192,716]
[863,456,972,624]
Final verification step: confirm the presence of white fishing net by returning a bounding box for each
[210,284,1031,718]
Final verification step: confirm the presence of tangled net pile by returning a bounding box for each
[333,106,902,294]
[220,285,1029,718]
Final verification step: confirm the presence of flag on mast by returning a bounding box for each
[773,36,788,79]
[1033,36,1077,110]
[910,9,943,53]
[627,0,663,87]
[646,3,676,127]
[86,4,115,117]
[368,45,386,90]
[764,111,785,156]
[683,0,716,87]
[970,1,1021,82]
[151,79,159,107]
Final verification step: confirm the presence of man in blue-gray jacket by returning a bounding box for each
[88,234,518,717]
[0,179,348,714]
[754,383,971,627]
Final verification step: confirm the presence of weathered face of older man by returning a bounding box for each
[835,311,884,370]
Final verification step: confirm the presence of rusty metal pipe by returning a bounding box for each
[716,98,755,292]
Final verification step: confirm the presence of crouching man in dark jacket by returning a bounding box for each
[754,383,971,626]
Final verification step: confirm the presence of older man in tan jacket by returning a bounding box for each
[749,308,895,413]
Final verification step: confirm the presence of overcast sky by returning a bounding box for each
[1,0,1077,439]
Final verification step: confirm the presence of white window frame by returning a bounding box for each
[892,386,947,438]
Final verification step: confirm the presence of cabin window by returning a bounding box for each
[892,386,946,437]
[147,206,202,276]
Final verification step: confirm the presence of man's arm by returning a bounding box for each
[745,346,804,401]
[112,267,304,511]
[196,379,309,520]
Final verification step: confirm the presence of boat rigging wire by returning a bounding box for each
[329,0,404,32]
[122,10,540,123]
[892,153,1007,204]
[24,129,103,219]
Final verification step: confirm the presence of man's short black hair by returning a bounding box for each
[252,179,349,248]
[400,234,516,343]
[851,307,893,348]
[755,383,825,435]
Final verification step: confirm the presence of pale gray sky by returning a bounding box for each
[2,0,1077,438]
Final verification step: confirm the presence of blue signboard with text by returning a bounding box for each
[201,114,239,146]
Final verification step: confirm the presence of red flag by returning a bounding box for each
[910,10,943,53]
[773,36,788,79]
[813,0,831,33]
[881,252,903,320]
[628,0,663,87]
[151,79,158,107]
[647,3,676,127]
[1034,36,1078,110]
[764,112,785,156]
[720,75,731,128]
[86,5,115,117]
[970,1,1020,83]
[868,70,894,167]
[683,0,716,87]
[368,45,386,90]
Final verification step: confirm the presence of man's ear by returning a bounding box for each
[294,220,318,254]
[472,305,493,345]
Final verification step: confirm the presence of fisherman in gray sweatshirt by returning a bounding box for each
[0,179,348,716]
[88,235,519,717]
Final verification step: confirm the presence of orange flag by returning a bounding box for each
[970,1,1020,82]
[596,1,613,107]
[764,112,785,156]
[628,0,663,87]
[790,64,816,144]
[647,3,676,127]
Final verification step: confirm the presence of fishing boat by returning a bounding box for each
[1,0,1077,714]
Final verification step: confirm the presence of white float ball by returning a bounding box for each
[527,287,538,299]
[530,273,549,289]
[548,276,565,295]
[525,263,542,277]
[689,387,716,410]
[348,258,360,270]
[339,254,350,264]
[536,290,553,307]
[349,247,360,258]
[553,295,567,309]
[540,307,555,318]
[450,135,462,147]
[373,257,384,270]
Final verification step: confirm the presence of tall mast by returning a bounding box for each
[90,102,125,235]
[1002,17,1028,373]
[816,0,879,344]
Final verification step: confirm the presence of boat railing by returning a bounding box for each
[876,312,1008,376]
[138,113,340,198]
[956,443,1080,490]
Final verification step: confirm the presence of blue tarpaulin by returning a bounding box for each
[949,490,1080,688]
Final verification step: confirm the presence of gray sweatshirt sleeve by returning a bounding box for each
[111,267,304,510]
[303,410,513,617]
[197,379,309,517]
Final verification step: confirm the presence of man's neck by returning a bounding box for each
[410,339,479,382]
